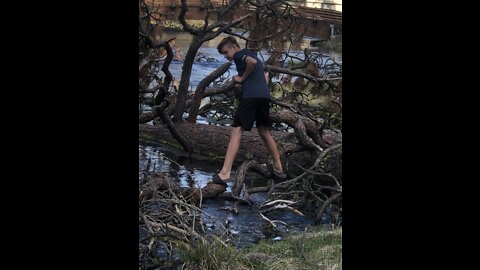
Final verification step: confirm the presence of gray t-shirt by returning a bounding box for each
[233,49,271,99]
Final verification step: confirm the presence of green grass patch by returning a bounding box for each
[177,238,253,270]
[246,227,342,270]
[176,227,342,270]
[162,20,214,31]
[314,36,342,53]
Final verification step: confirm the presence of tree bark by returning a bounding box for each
[139,123,298,164]
[270,110,324,146]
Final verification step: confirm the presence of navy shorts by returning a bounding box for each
[232,98,272,131]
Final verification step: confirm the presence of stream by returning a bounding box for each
[139,141,316,248]
[139,31,341,248]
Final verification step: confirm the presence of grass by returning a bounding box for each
[176,238,253,270]
[314,36,342,53]
[160,20,250,33]
[162,20,212,31]
[177,226,342,270]
[247,227,342,270]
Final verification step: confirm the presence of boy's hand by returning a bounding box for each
[233,75,244,83]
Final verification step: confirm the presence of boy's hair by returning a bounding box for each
[217,36,240,54]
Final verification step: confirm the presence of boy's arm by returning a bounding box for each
[233,56,257,83]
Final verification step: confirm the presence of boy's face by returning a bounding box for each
[220,44,236,61]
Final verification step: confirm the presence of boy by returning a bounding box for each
[212,36,286,186]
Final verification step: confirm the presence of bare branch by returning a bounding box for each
[218,13,253,32]
[188,61,232,122]
[265,65,342,82]
[276,144,342,188]
[259,212,288,229]
[179,0,199,34]
[315,192,341,224]
[218,0,240,17]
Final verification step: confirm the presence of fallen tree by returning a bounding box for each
[139,122,294,164]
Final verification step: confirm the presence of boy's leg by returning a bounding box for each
[218,126,244,181]
[257,125,283,172]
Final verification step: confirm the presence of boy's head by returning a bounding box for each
[217,36,241,61]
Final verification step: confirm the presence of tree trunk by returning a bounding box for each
[172,37,202,122]
[139,123,299,164]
